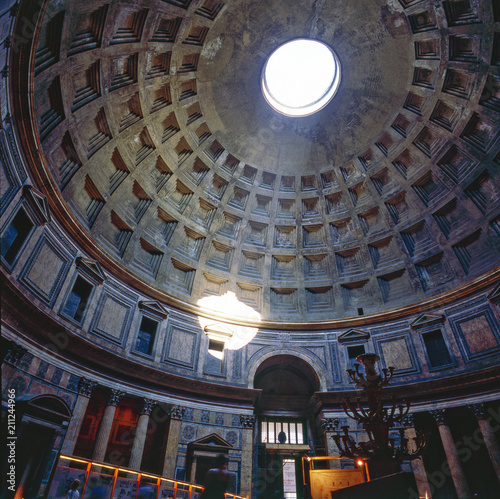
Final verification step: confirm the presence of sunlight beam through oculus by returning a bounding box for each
[197,292,260,350]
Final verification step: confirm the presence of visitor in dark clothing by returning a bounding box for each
[200,454,231,499]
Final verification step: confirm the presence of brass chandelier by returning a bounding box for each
[332,353,428,462]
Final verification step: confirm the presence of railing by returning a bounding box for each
[46,455,246,499]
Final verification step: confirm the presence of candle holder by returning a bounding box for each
[332,354,428,462]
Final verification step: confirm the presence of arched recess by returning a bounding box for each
[253,354,321,414]
[250,353,325,499]
[247,347,328,392]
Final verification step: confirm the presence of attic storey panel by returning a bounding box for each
[163,323,199,369]
[449,307,500,361]
[375,335,419,376]
[89,290,136,347]
[0,130,23,213]
[19,233,74,307]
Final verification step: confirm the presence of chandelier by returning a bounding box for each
[332,353,428,462]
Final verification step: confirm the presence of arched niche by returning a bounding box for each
[253,354,321,414]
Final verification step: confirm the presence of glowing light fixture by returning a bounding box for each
[262,38,341,117]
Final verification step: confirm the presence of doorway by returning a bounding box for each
[13,423,55,499]
[2,394,72,499]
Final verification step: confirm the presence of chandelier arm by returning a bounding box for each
[355,401,369,420]
[337,355,427,463]
[344,403,358,420]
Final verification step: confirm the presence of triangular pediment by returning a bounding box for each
[76,257,106,284]
[188,432,232,449]
[204,322,234,340]
[410,313,445,330]
[22,185,50,224]
[139,300,169,319]
[338,329,370,344]
[488,282,500,304]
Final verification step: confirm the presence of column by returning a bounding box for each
[129,398,156,470]
[321,418,341,469]
[92,388,125,462]
[401,414,431,498]
[430,409,472,499]
[162,406,184,477]
[468,403,500,483]
[60,378,97,456]
[240,415,255,499]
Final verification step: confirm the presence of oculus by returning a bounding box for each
[262,39,341,117]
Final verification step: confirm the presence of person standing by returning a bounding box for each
[200,454,231,499]
[66,479,80,499]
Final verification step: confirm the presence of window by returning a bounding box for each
[205,339,225,374]
[62,276,94,323]
[423,330,452,368]
[1,208,34,265]
[260,418,306,445]
[347,344,365,369]
[135,316,158,355]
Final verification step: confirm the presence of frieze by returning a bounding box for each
[445,296,487,317]
[182,425,195,441]
[51,368,63,385]
[368,321,409,335]
[225,430,239,447]
[6,123,28,182]
[36,360,49,379]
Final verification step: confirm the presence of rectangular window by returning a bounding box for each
[135,317,158,355]
[62,276,94,323]
[205,339,225,374]
[423,330,452,368]
[260,418,306,445]
[347,344,365,369]
[1,208,34,265]
[261,421,268,443]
